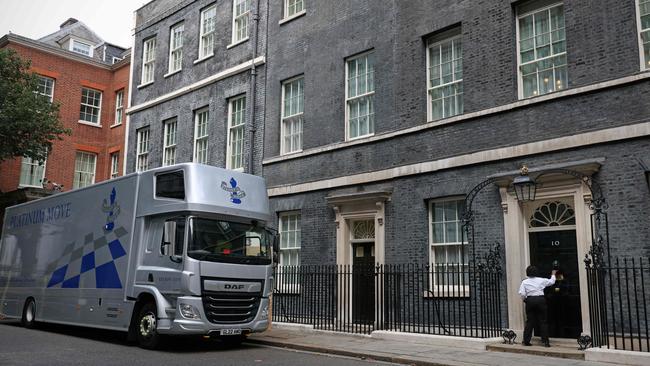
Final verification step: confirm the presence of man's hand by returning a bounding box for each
[551,270,558,276]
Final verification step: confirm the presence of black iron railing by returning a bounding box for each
[272,263,503,337]
[586,256,650,352]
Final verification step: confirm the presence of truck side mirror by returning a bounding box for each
[272,233,280,262]
[160,241,171,256]
[162,219,183,263]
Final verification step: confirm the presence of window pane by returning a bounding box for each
[519,4,566,98]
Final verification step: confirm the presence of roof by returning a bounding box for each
[0,33,130,70]
[34,18,127,66]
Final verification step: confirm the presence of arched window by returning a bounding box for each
[529,201,576,228]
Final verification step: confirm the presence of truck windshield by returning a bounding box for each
[187,218,272,265]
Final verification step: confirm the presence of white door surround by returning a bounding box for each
[327,191,390,326]
[327,191,390,267]
[498,163,601,338]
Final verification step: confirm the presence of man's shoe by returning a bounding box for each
[543,342,551,348]
[523,342,532,346]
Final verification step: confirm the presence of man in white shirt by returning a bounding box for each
[518,265,557,347]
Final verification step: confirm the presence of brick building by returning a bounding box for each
[0,18,130,198]
[128,0,650,344]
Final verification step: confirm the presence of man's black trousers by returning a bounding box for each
[523,296,549,343]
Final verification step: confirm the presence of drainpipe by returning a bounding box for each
[246,0,261,175]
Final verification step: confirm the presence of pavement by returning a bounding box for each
[247,324,620,366]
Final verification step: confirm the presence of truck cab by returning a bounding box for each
[128,164,275,348]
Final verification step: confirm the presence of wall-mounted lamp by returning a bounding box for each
[513,165,537,202]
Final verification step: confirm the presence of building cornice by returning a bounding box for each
[127,56,266,114]
[267,121,650,197]
[0,33,130,71]
[263,71,650,166]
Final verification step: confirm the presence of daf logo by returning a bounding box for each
[224,284,245,290]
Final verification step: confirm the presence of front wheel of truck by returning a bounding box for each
[136,302,162,349]
[21,298,36,329]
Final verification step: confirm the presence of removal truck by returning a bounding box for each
[0,163,275,349]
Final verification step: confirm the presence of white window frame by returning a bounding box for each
[198,5,217,60]
[283,0,305,20]
[73,151,97,189]
[345,51,375,141]
[426,33,463,122]
[276,212,302,293]
[110,152,119,179]
[281,76,304,155]
[516,2,567,99]
[227,96,246,171]
[19,156,46,188]
[141,37,157,85]
[193,108,210,164]
[638,0,650,70]
[163,119,178,167]
[113,90,124,126]
[79,87,102,125]
[112,56,122,64]
[70,39,93,57]
[427,198,468,297]
[36,76,55,102]
[231,0,251,45]
[168,22,184,74]
[136,128,150,172]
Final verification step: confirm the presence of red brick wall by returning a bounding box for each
[0,42,130,193]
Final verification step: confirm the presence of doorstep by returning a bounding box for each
[487,342,585,360]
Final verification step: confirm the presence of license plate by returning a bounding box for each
[221,329,242,336]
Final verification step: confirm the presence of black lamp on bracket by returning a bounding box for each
[513,165,537,202]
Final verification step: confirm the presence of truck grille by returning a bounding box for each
[202,292,261,324]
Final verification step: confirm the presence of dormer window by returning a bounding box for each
[70,39,93,57]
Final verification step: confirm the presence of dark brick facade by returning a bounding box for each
[128,0,268,174]
[130,0,650,330]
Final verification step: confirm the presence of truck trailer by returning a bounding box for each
[0,163,276,349]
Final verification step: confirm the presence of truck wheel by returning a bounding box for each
[21,298,36,329]
[136,302,162,349]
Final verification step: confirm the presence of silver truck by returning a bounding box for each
[0,163,276,349]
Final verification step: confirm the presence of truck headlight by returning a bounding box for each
[179,303,201,319]
[259,304,269,320]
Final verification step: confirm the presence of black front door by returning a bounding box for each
[352,243,375,324]
[529,230,582,339]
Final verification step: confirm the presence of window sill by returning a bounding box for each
[274,286,302,295]
[18,184,43,189]
[110,122,122,129]
[426,113,463,124]
[78,120,102,128]
[279,10,306,25]
[227,167,244,173]
[164,69,182,78]
[517,88,566,101]
[423,288,470,298]
[346,133,375,142]
[280,149,303,156]
[137,81,154,89]
[193,54,214,65]
[227,37,249,49]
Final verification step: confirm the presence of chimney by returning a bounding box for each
[60,18,79,29]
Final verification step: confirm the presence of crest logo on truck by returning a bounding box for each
[102,187,120,233]
[221,178,246,204]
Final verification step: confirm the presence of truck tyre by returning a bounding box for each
[136,302,162,349]
[21,298,36,329]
